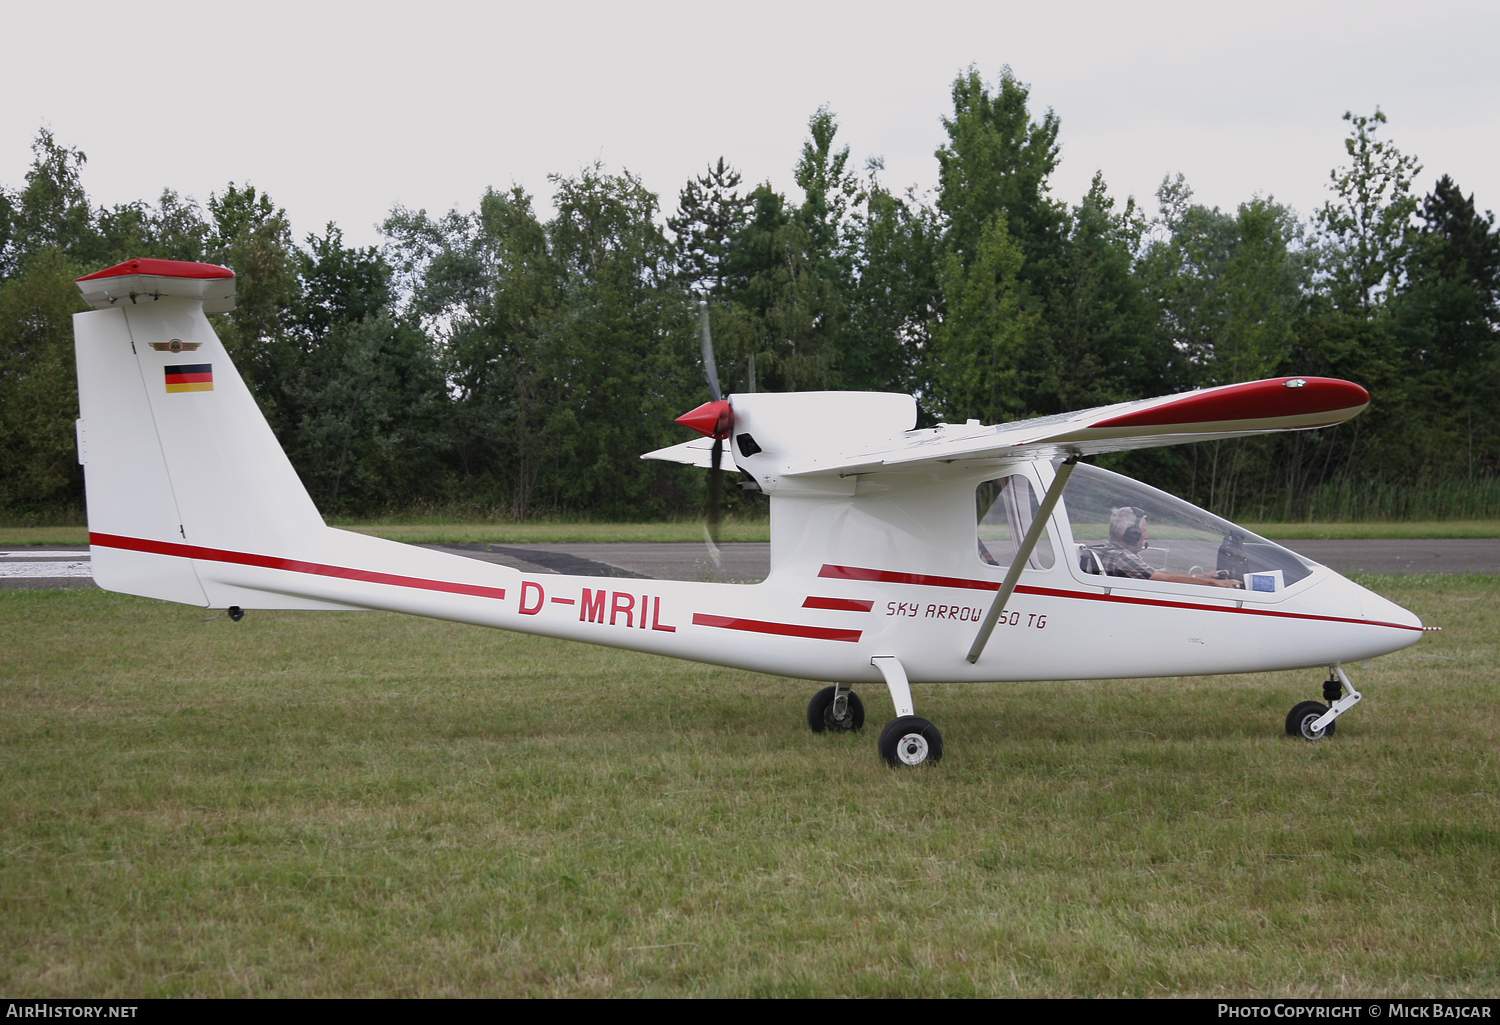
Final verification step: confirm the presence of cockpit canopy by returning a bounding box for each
[977,463,1316,589]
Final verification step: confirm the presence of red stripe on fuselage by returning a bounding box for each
[692,613,861,643]
[89,532,508,602]
[819,564,998,591]
[818,563,1423,633]
[802,596,875,612]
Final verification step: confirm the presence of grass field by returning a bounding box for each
[5,519,1500,548]
[1,577,1497,996]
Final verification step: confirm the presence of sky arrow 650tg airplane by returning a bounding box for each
[72,259,1426,766]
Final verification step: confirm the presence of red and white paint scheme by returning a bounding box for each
[71,259,1424,766]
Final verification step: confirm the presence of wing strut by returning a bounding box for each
[966,456,1079,665]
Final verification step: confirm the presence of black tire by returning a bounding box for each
[1286,700,1336,740]
[877,716,943,767]
[806,686,865,733]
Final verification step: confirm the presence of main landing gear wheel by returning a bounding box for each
[878,716,943,767]
[1286,700,1336,741]
[807,686,865,733]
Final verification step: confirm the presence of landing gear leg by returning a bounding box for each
[1285,665,1363,741]
[807,683,865,733]
[871,656,942,767]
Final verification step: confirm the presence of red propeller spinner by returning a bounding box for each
[676,399,733,440]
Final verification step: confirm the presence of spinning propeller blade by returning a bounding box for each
[678,301,733,547]
[699,300,722,403]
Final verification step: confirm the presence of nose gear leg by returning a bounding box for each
[831,682,849,723]
[1310,665,1362,734]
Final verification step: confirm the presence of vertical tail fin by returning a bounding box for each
[73,259,340,608]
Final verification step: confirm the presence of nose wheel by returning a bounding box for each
[1285,666,1362,741]
[1286,700,1336,740]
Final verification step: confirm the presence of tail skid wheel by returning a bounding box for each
[1286,700,1336,741]
[807,686,865,733]
[878,716,943,767]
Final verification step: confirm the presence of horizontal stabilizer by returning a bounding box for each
[76,259,236,314]
[641,437,719,468]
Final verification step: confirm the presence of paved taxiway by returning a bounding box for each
[4,538,1499,590]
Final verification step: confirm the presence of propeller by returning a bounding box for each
[676,301,733,550]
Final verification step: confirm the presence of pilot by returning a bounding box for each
[1097,506,1243,589]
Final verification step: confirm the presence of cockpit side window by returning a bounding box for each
[976,474,1055,570]
[1061,463,1314,589]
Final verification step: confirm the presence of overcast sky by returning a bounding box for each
[4,0,1497,252]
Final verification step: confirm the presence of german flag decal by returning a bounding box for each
[164,363,213,393]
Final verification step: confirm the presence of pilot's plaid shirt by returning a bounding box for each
[1096,542,1156,579]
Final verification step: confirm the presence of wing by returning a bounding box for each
[783,377,1369,477]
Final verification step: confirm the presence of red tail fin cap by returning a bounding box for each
[76,258,234,282]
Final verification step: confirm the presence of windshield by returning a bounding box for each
[1061,463,1315,590]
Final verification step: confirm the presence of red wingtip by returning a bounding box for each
[676,399,733,439]
[1092,377,1370,430]
[76,258,234,283]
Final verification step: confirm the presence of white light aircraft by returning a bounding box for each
[70,259,1426,766]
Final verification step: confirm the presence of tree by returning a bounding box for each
[668,158,751,296]
[203,183,302,438]
[1316,109,1421,314]
[206,183,300,351]
[718,111,868,396]
[299,223,392,339]
[929,212,1031,423]
[793,105,859,289]
[1142,178,1306,389]
[546,165,701,517]
[1399,175,1500,375]
[935,66,1066,280]
[1137,175,1318,513]
[723,182,843,392]
[1218,197,1300,384]
[1022,174,1167,416]
[384,191,551,516]
[382,169,706,521]
[2,129,98,277]
[287,313,447,511]
[1393,175,1500,482]
[0,249,88,514]
[842,163,940,395]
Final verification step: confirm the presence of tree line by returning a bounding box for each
[2,67,1497,524]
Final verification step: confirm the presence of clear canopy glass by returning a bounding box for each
[1058,463,1315,588]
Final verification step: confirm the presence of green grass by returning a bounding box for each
[6,519,1500,548]
[1,577,1497,996]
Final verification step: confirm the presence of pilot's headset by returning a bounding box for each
[1120,507,1147,547]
